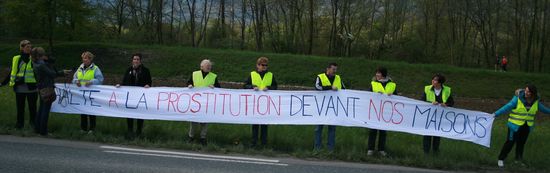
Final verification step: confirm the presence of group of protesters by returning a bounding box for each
[2,40,550,168]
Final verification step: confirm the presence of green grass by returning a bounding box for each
[1,41,550,172]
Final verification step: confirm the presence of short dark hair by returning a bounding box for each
[526,84,538,97]
[132,53,142,60]
[327,63,338,68]
[432,73,446,84]
[376,67,388,77]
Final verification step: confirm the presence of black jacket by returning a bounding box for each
[121,65,152,87]
[33,60,65,89]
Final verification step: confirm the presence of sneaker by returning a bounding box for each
[199,138,207,146]
[367,150,374,156]
[498,160,504,168]
[379,151,387,157]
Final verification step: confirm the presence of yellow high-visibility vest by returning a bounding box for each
[77,65,98,85]
[9,55,36,86]
[251,71,273,90]
[371,81,396,94]
[318,73,342,90]
[508,98,538,127]
[192,70,217,87]
[424,85,451,103]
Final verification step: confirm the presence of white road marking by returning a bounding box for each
[103,150,289,166]
[101,145,281,163]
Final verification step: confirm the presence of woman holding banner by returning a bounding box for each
[244,57,277,147]
[116,53,151,139]
[186,59,220,146]
[420,73,454,154]
[494,84,550,168]
[367,67,397,157]
[32,47,71,135]
[72,51,104,134]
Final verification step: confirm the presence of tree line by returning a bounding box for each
[0,0,549,73]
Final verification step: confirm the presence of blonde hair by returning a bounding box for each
[31,47,46,62]
[19,40,31,51]
[256,57,268,65]
[81,51,95,60]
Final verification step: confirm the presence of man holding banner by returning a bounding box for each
[72,51,104,134]
[187,59,220,146]
[314,63,345,151]
[420,74,454,154]
[243,57,277,147]
[367,67,396,157]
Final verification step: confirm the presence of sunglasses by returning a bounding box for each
[258,64,268,67]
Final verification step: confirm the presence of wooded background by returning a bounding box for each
[1,0,549,73]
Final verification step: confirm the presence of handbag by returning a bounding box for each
[39,87,56,104]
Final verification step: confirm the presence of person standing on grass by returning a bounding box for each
[366,67,396,157]
[186,59,220,146]
[501,56,508,72]
[115,53,152,139]
[72,51,104,134]
[494,84,550,168]
[314,63,345,151]
[32,47,72,136]
[420,73,454,154]
[244,57,277,147]
[8,40,38,130]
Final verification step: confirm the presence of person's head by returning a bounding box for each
[256,57,269,72]
[200,59,212,72]
[325,63,338,76]
[20,40,32,54]
[131,53,142,67]
[525,84,538,100]
[431,73,446,88]
[81,51,95,67]
[375,67,388,81]
[30,47,46,62]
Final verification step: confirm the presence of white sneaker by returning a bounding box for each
[379,151,387,157]
[498,160,504,168]
[367,150,374,156]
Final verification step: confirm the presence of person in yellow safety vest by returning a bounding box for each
[115,53,152,140]
[72,51,104,134]
[243,57,277,147]
[314,63,345,151]
[367,67,397,157]
[186,59,220,146]
[8,40,38,129]
[420,73,454,154]
[494,84,550,168]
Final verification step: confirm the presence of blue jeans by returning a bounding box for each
[314,125,336,150]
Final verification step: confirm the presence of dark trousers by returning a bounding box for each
[368,129,387,151]
[36,99,52,135]
[80,114,96,131]
[15,92,37,129]
[251,124,268,145]
[127,118,144,134]
[498,124,530,160]
[423,136,441,154]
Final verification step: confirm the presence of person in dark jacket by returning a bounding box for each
[366,67,397,157]
[243,57,277,147]
[314,63,345,151]
[420,74,454,154]
[116,53,152,139]
[494,84,550,168]
[31,47,71,135]
[9,40,38,129]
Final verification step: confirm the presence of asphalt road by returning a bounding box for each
[0,135,445,173]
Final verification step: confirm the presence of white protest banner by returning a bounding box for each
[51,83,494,147]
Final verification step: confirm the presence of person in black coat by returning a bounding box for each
[116,53,152,139]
